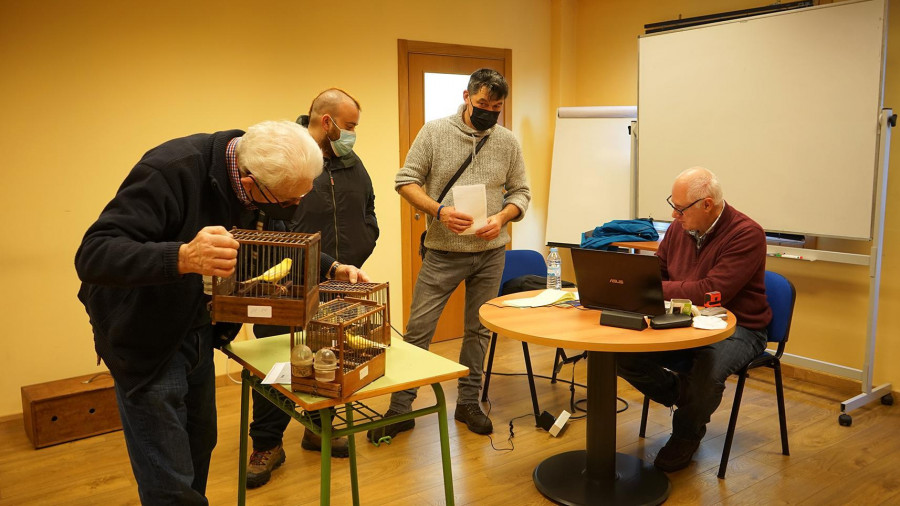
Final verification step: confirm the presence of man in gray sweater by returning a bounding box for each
[369,69,530,439]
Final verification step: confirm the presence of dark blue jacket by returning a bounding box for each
[75,130,334,394]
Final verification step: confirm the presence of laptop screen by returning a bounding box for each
[570,248,666,317]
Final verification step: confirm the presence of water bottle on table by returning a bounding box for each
[546,247,562,290]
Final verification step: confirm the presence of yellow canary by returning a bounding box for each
[346,331,387,350]
[244,258,292,284]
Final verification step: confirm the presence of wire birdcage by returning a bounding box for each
[291,298,387,398]
[210,229,320,327]
[318,281,390,344]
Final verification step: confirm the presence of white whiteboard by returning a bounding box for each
[637,0,886,239]
[545,106,636,246]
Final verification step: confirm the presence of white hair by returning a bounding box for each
[678,166,724,206]
[236,120,323,196]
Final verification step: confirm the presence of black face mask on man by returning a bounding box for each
[256,203,299,221]
[469,100,501,131]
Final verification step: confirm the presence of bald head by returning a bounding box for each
[674,167,724,206]
[306,88,361,157]
[309,88,361,119]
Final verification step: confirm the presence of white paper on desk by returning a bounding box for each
[504,289,575,308]
[692,315,728,330]
[452,184,487,235]
[262,362,291,384]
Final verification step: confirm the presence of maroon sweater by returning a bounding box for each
[657,203,772,330]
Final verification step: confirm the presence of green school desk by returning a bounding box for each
[223,334,468,505]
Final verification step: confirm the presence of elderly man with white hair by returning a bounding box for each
[617,167,772,473]
[75,120,364,505]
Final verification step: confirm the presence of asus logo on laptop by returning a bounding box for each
[609,278,624,284]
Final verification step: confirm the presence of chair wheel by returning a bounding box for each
[838,413,852,426]
[881,393,894,406]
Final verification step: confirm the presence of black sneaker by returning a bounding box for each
[246,444,286,489]
[300,427,350,458]
[654,435,701,472]
[454,403,493,434]
[366,409,415,443]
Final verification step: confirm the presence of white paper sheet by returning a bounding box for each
[504,289,576,308]
[262,362,292,384]
[452,184,487,235]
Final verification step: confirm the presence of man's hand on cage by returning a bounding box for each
[178,226,240,277]
[335,264,370,284]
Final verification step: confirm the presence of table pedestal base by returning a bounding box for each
[533,450,670,506]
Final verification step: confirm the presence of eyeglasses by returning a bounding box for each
[250,175,302,208]
[666,195,704,215]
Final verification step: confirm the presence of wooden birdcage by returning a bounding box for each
[318,280,390,343]
[210,229,320,327]
[291,298,388,398]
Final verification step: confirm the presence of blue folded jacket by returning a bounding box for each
[580,219,659,250]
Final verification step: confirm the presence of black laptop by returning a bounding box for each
[570,248,666,317]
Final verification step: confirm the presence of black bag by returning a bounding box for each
[419,135,490,259]
[501,274,575,295]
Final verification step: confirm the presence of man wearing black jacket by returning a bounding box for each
[247,89,379,488]
[75,120,365,505]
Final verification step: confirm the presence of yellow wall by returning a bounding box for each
[574,0,900,394]
[2,0,897,418]
[0,0,553,417]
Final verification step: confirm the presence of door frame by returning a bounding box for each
[397,39,513,334]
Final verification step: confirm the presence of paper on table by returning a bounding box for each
[504,289,576,308]
[452,184,487,235]
[262,362,291,384]
[692,315,728,330]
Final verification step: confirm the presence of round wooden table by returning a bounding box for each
[479,290,735,506]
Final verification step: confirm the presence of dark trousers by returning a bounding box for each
[617,325,767,440]
[249,324,293,451]
[114,326,217,505]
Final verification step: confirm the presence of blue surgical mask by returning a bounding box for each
[328,117,356,157]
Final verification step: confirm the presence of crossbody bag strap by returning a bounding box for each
[435,134,490,204]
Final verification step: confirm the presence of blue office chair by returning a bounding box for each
[638,270,795,478]
[481,250,548,421]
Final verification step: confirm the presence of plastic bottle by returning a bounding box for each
[546,247,562,290]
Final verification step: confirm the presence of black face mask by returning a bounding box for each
[469,101,501,131]
[256,203,299,221]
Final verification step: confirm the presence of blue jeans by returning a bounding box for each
[617,325,767,440]
[114,325,217,505]
[389,247,505,412]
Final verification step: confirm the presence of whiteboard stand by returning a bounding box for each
[839,108,896,426]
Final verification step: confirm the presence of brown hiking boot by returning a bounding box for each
[300,427,350,458]
[246,444,285,489]
[454,403,493,434]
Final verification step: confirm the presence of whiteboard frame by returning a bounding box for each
[635,0,887,240]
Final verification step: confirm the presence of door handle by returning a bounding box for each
[415,212,421,220]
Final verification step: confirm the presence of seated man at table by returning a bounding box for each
[617,166,772,472]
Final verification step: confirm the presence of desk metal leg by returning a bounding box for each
[319,408,333,506]
[237,370,250,506]
[432,383,455,506]
[345,402,360,506]
[532,352,670,505]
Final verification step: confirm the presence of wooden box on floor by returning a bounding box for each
[21,373,121,449]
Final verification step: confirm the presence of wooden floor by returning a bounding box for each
[2,337,898,505]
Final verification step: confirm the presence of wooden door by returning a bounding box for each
[397,40,512,342]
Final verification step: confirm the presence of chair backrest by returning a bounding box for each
[498,250,547,296]
[764,271,796,346]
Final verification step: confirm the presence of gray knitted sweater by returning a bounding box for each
[395,104,531,252]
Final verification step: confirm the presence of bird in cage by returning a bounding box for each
[238,257,293,296]
[346,331,388,351]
